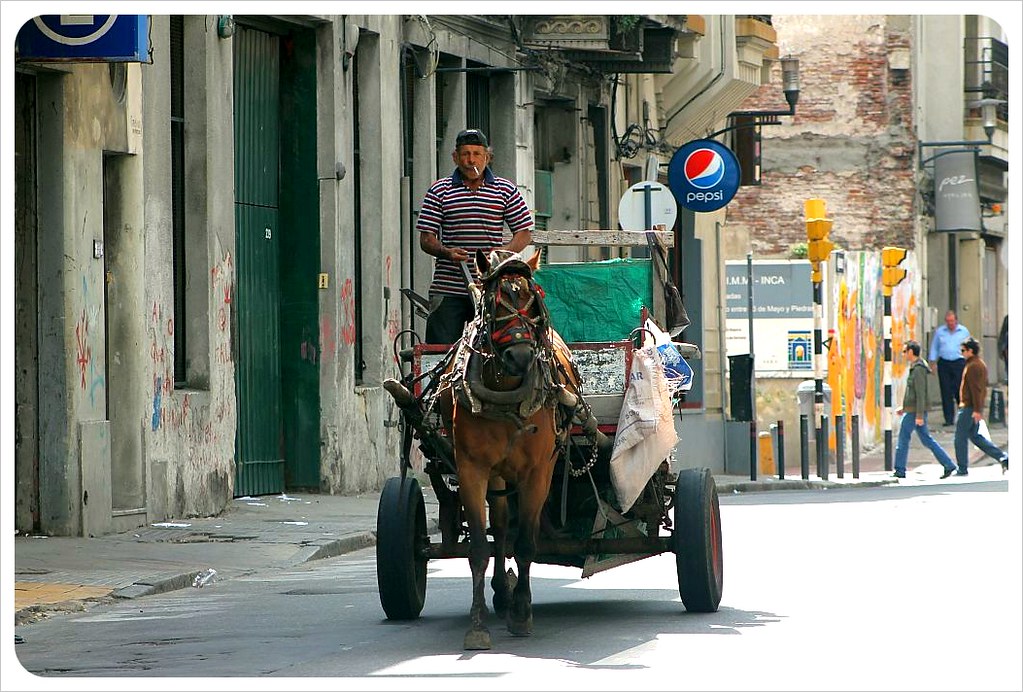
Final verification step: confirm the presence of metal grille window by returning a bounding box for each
[534,170,553,232]
[170,15,186,385]
[466,68,490,136]
[401,49,416,178]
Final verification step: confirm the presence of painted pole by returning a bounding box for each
[880,247,907,473]
[747,252,757,481]
[805,199,833,481]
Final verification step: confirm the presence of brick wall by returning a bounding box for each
[725,16,917,258]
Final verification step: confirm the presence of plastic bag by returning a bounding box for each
[644,319,694,392]
[977,418,991,441]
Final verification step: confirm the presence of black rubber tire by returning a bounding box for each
[376,476,428,620]
[673,467,723,612]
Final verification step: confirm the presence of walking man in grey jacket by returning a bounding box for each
[893,340,957,479]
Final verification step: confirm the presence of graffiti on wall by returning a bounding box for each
[829,250,917,448]
[340,277,357,346]
[212,251,234,365]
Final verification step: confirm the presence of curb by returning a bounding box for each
[15,531,381,623]
[716,478,895,493]
[111,571,203,600]
[305,530,377,562]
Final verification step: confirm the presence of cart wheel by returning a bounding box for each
[376,476,428,619]
[673,468,723,612]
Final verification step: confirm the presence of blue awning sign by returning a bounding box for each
[17,15,149,62]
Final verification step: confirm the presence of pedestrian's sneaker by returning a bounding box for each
[892,471,906,479]
[955,470,969,476]
[940,467,955,479]
[1001,456,1009,474]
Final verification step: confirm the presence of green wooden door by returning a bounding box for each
[234,26,284,495]
[279,30,320,489]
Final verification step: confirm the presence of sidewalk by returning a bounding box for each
[13,421,1008,625]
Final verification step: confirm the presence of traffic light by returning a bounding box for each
[804,199,834,284]
[881,246,908,295]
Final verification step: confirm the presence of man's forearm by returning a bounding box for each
[420,232,450,259]
[502,230,532,254]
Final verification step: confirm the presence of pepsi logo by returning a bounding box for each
[684,148,725,189]
[668,139,741,213]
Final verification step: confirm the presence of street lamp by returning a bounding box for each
[707,55,800,138]
[780,56,800,112]
[917,98,1004,167]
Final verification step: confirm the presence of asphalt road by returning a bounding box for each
[11,479,1021,691]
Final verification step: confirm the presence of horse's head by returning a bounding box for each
[476,249,548,378]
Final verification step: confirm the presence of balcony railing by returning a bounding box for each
[964,36,1008,122]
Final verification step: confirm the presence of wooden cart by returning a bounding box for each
[376,229,723,620]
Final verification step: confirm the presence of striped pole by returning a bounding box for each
[880,247,906,473]
[883,291,893,471]
[813,277,825,478]
[805,199,832,481]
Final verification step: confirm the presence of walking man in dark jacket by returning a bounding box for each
[953,337,1009,475]
[893,340,956,479]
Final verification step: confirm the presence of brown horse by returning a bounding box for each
[436,249,596,650]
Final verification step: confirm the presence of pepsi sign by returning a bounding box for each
[667,139,741,213]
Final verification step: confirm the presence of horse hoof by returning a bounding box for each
[464,628,492,650]
[507,616,533,637]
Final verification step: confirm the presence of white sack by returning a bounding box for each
[609,344,678,513]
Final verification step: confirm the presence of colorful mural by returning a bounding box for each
[828,250,917,449]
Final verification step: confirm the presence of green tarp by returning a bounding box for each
[534,258,653,343]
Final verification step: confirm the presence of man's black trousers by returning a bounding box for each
[936,357,966,426]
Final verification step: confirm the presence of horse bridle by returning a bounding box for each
[482,272,550,351]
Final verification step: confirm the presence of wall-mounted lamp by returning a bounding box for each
[708,55,801,139]
[918,98,1004,167]
[217,15,236,39]
[780,56,800,112]
[973,97,1003,141]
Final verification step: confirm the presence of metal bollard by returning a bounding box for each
[815,418,823,479]
[800,414,810,480]
[777,420,785,480]
[749,420,758,482]
[852,414,860,479]
[835,414,845,479]
[820,415,829,480]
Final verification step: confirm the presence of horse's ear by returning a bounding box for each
[526,248,541,273]
[475,249,490,275]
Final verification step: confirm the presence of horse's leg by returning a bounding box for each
[457,463,493,650]
[488,479,512,619]
[507,466,553,637]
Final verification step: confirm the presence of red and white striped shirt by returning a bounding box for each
[416,168,533,297]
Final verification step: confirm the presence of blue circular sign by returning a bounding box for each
[33,16,117,46]
[667,139,741,213]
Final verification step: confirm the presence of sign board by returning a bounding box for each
[618,181,677,231]
[725,261,813,320]
[667,139,741,213]
[933,150,982,232]
[725,260,822,375]
[16,15,149,62]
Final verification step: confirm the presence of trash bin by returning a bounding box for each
[728,354,754,422]
[796,380,832,441]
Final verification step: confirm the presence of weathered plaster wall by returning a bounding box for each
[726,15,916,258]
[142,16,236,520]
